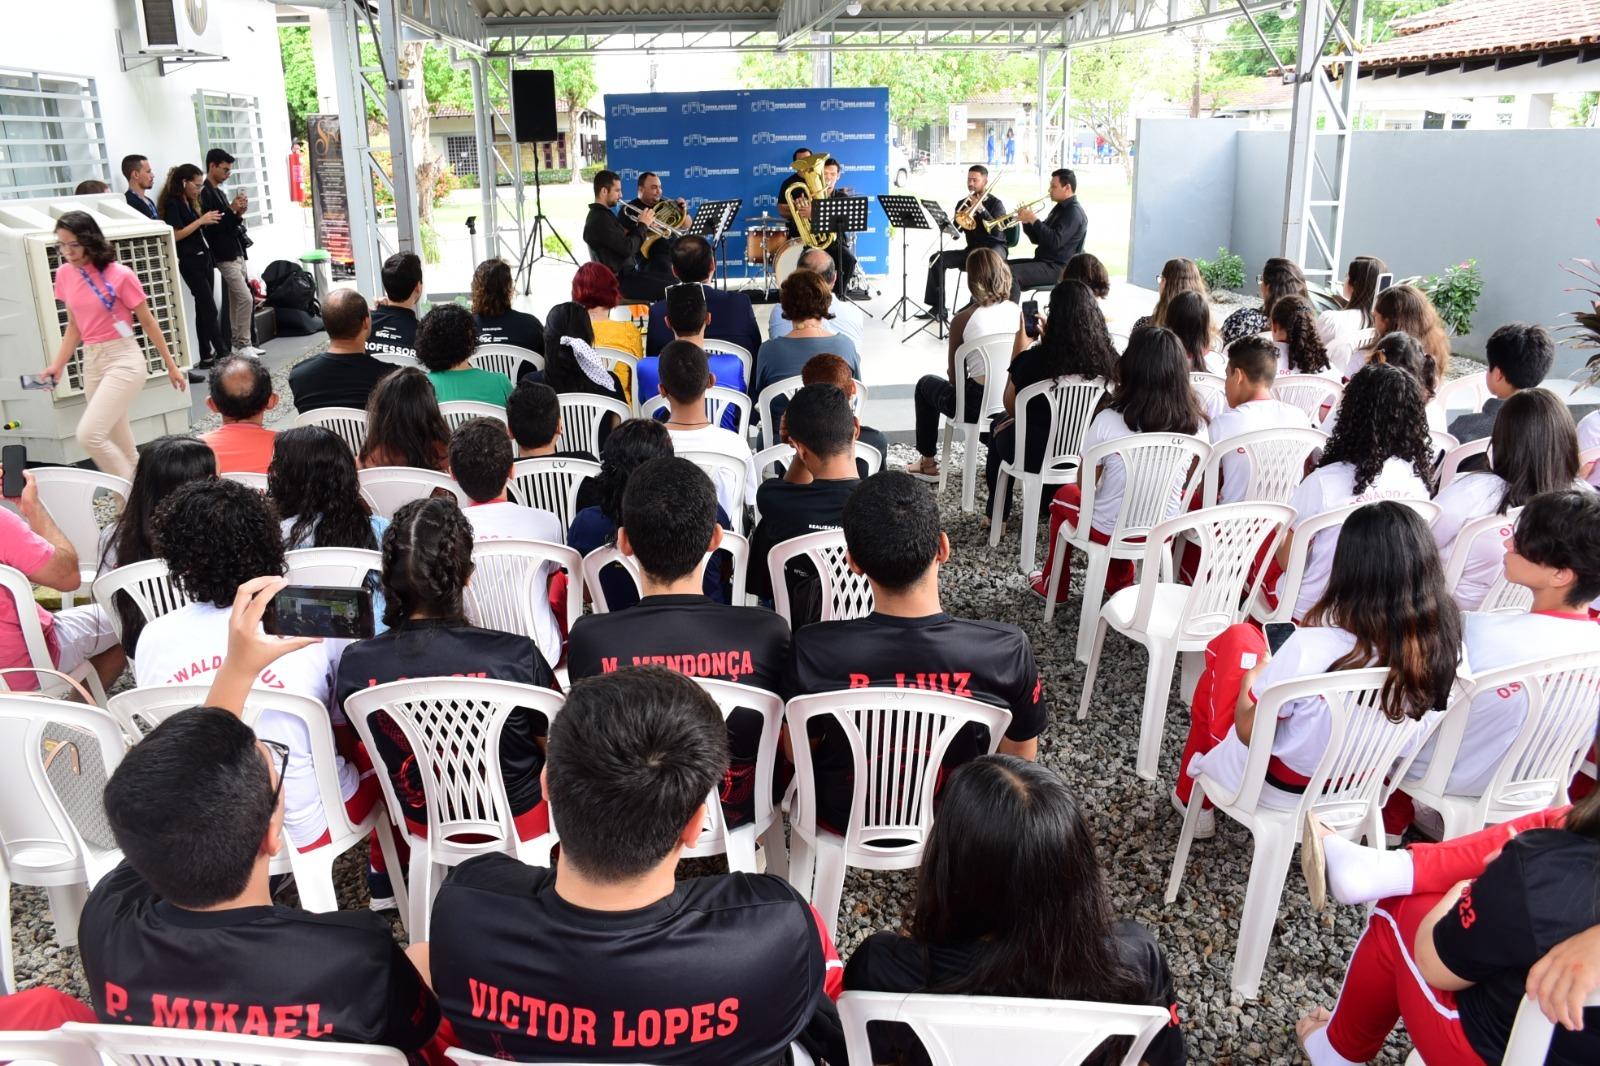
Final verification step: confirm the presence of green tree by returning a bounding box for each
[1214,0,1456,78]
[522,44,598,181]
[1069,40,1174,178]
[279,26,318,139]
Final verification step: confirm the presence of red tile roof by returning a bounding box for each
[1359,0,1600,70]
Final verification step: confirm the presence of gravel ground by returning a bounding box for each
[10,340,1467,1064]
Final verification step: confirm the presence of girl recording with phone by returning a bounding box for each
[158,164,230,373]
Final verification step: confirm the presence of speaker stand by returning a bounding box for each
[516,153,577,295]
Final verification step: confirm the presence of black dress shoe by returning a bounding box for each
[914,309,943,321]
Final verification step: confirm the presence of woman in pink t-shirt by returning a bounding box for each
[44,211,186,480]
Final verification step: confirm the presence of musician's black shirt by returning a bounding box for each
[1021,196,1088,265]
[583,203,644,280]
[953,193,1008,252]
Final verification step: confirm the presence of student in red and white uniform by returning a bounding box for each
[134,479,372,855]
[82,578,440,1056]
[1275,362,1434,621]
[656,339,758,518]
[422,667,844,1065]
[1031,324,1206,602]
[845,756,1186,1066]
[1175,502,1461,835]
[1430,390,1582,611]
[1207,336,1313,504]
[1316,255,1386,361]
[1165,289,1226,378]
[1402,489,1600,801]
[1269,294,1339,381]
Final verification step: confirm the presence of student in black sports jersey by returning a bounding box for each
[80,576,439,1055]
[421,668,843,1064]
[568,457,790,825]
[787,470,1048,832]
[847,756,1185,1066]
[748,383,860,615]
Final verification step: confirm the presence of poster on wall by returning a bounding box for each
[603,87,891,280]
[306,114,354,278]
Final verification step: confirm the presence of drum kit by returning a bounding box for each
[743,213,807,293]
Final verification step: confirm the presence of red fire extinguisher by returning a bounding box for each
[288,142,305,204]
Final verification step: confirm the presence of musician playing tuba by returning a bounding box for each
[921,163,1008,323]
[776,147,859,295]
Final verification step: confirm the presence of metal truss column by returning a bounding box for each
[326,0,381,295]
[486,56,528,266]
[376,0,421,257]
[1281,0,1363,286]
[1037,45,1070,180]
[467,53,499,259]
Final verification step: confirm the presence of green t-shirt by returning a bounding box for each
[427,367,513,407]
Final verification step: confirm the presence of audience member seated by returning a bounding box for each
[569,419,730,610]
[0,467,122,691]
[1133,256,1207,334]
[1166,289,1225,378]
[471,255,544,355]
[657,339,757,518]
[287,289,395,414]
[1272,362,1434,620]
[368,251,423,357]
[357,366,450,471]
[983,279,1120,524]
[845,756,1185,1066]
[137,479,368,856]
[750,271,860,404]
[1062,251,1111,300]
[81,584,439,1052]
[1033,324,1205,603]
[1352,330,1442,432]
[800,352,888,478]
[336,496,558,852]
[765,247,865,352]
[1432,390,1580,609]
[1207,336,1312,504]
[748,384,860,612]
[635,283,749,425]
[199,355,277,474]
[1175,502,1460,836]
[418,303,512,407]
[1357,284,1451,384]
[1298,717,1600,1066]
[507,378,597,462]
[271,425,387,551]
[1221,257,1306,345]
[788,471,1048,833]
[1448,322,1555,444]
[905,248,1029,480]
[646,234,763,357]
[422,667,842,1063]
[571,262,639,403]
[568,457,789,825]
[1270,294,1338,380]
[541,301,628,448]
[1318,255,1386,352]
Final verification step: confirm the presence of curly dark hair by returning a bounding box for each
[380,496,474,629]
[55,210,117,270]
[594,418,674,527]
[360,366,450,470]
[154,479,285,608]
[470,258,514,318]
[1316,361,1434,492]
[415,303,479,373]
[1270,295,1332,374]
[269,426,378,550]
[1037,280,1119,384]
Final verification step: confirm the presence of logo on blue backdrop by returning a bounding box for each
[612,103,668,117]
[682,101,738,115]
[752,194,778,208]
[751,132,808,145]
[820,130,880,143]
[751,162,789,176]
[615,136,670,149]
[820,98,876,111]
[842,164,877,174]
[686,197,710,214]
[683,134,740,146]
[684,165,740,178]
[750,99,807,112]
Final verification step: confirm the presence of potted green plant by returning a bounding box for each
[1416,259,1483,337]
[1559,222,1600,382]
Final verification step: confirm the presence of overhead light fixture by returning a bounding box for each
[845,1,862,15]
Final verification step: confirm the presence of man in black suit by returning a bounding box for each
[1006,168,1088,294]
[920,164,1007,321]
[200,149,260,357]
[643,235,762,358]
[583,169,671,302]
[121,154,159,219]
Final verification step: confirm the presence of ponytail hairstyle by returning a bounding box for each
[379,496,474,629]
[1341,255,1387,328]
[269,426,379,551]
[542,300,616,397]
[1370,330,1437,402]
[1303,501,1461,723]
[1259,257,1307,319]
[1487,389,1580,515]
[1163,290,1217,373]
[1270,294,1332,374]
[1037,280,1119,384]
[1374,284,1451,384]
[1316,361,1435,491]
[1108,325,1203,435]
[1151,257,1207,328]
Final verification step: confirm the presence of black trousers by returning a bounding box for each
[828,241,858,290]
[1008,257,1066,293]
[913,374,984,458]
[178,253,229,362]
[923,249,969,317]
[618,264,671,303]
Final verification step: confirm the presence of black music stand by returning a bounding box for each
[907,198,957,341]
[812,196,875,318]
[689,199,741,291]
[877,194,934,331]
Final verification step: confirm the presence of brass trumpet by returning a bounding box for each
[620,198,689,257]
[983,196,1049,233]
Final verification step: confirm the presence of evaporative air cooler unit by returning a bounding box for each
[0,195,194,464]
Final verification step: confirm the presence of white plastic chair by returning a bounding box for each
[643,386,752,437]
[296,407,369,456]
[368,350,419,369]
[344,677,563,939]
[1436,437,1491,490]
[221,470,269,492]
[1079,502,1294,781]
[1402,649,1600,840]
[593,347,640,414]
[63,1022,408,1064]
[1495,989,1600,1066]
[1431,370,1490,421]
[1271,374,1343,422]
[751,440,882,484]
[1042,433,1211,664]
[30,467,129,605]
[0,693,125,992]
[470,343,542,381]
[0,566,107,704]
[785,688,1013,938]
[439,399,509,431]
[356,466,470,519]
[283,547,383,588]
[464,538,582,668]
[766,527,875,627]
[508,456,601,531]
[988,376,1109,573]
[90,557,190,649]
[754,374,805,447]
[103,683,408,924]
[580,531,750,614]
[1190,371,1227,415]
[0,1029,99,1065]
[685,678,783,875]
[1199,427,1328,507]
[1165,667,1440,998]
[1440,507,1526,613]
[837,990,1171,1066]
[939,332,1014,513]
[1427,429,1459,470]
[558,394,632,456]
[703,337,755,383]
[678,448,750,535]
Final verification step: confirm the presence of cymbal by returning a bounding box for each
[746,214,783,225]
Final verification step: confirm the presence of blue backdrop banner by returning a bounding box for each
[603,87,890,280]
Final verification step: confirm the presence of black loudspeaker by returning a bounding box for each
[511,69,558,144]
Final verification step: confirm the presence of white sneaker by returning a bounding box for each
[239,345,266,358]
[1171,789,1215,839]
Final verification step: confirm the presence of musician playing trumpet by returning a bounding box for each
[921,163,1007,322]
[627,171,686,270]
[1005,167,1088,295]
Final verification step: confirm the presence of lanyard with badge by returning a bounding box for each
[78,264,134,337]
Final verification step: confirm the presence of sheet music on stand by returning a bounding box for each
[920,199,955,236]
[689,198,741,290]
[878,194,936,329]
[812,196,873,314]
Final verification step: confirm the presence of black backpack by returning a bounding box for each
[261,260,320,316]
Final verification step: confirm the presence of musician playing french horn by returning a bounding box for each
[582,169,673,302]
[921,163,1007,322]
[626,171,687,270]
